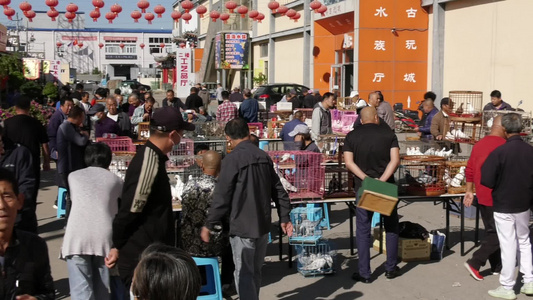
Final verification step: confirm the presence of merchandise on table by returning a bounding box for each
[444,157,469,194]
[315,134,344,163]
[324,166,355,199]
[482,109,532,142]
[397,155,447,196]
[448,90,483,119]
[137,122,150,140]
[166,139,195,171]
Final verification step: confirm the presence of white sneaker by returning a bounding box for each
[488,286,516,300]
[521,282,533,295]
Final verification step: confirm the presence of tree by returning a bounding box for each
[92,67,102,75]
[20,81,42,101]
[42,82,58,100]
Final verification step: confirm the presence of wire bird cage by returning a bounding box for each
[315,135,344,163]
[397,155,447,196]
[331,110,357,134]
[166,139,195,171]
[109,152,136,181]
[96,136,136,153]
[193,140,228,156]
[266,120,287,139]
[268,151,325,201]
[336,97,356,111]
[324,166,355,199]
[448,91,483,118]
[482,110,533,142]
[294,239,336,276]
[296,108,314,120]
[289,205,323,244]
[248,122,264,137]
[138,122,150,140]
[186,121,227,140]
[445,120,482,144]
[399,139,443,156]
[445,157,469,194]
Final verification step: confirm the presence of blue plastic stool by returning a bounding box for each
[193,257,223,300]
[371,212,381,228]
[258,141,269,151]
[56,187,67,219]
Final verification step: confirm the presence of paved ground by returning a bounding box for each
[36,164,520,300]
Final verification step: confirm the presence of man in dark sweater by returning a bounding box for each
[48,97,74,160]
[202,118,292,300]
[185,87,204,112]
[481,113,533,299]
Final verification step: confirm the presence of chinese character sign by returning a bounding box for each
[23,58,40,80]
[176,48,192,97]
[219,32,249,70]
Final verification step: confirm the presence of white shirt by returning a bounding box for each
[107,113,119,122]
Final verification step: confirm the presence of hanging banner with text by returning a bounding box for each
[176,48,193,97]
[215,32,250,70]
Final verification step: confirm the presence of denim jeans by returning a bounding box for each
[66,255,110,300]
[230,234,269,300]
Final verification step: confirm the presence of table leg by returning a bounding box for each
[446,200,451,249]
[461,197,465,256]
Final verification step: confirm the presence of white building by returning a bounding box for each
[9,11,173,82]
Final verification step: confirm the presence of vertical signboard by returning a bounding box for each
[358,0,428,109]
[176,48,192,97]
[215,32,250,69]
[215,33,222,70]
[23,58,40,80]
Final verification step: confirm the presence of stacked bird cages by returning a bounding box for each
[331,110,357,134]
[297,108,314,120]
[315,135,345,163]
[268,151,325,201]
[137,122,150,140]
[482,110,533,142]
[397,156,447,196]
[399,139,443,156]
[323,166,355,199]
[295,239,336,276]
[336,97,355,111]
[248,122,264,137]
[445,120,482,144]
[188,121,227,140]
[166,138,195,171]
[96,136,136,154]
[444,156,469,194]
[109,152,135,181]
[266,120,287,139]
[289,205,324,245]
[447,91,483,144]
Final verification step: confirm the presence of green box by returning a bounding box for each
[357,177,398,216]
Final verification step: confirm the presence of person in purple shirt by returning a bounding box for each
[48,97,74,160]
[280,111,306,150]
[127,94,141,117]
[483,90,514,111]
[416,100,439,138]
[88,104,120,138]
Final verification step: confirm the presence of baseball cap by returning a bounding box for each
[150,107,195,132]
[288,124,310,137]
[87,103,105,115]
[289,89,297,95]
[349,91,359,98]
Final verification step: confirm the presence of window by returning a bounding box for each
[260,43,268,57]
[105,41,136,54]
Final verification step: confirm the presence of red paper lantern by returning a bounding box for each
[317,4,327,16]
[286,9,296,18]
[46,0,58,9]
[47,9,59,21]
[3,6,13,19]
[248,10,258,20]
[171,10,181,23]
[98,42,104,49]
[19,2,31,13]
[139,43,145,49]
[160,43,165,48]
[137,0,149,13]
[291,12,300,22]
[25,9,35,21]
[105,12,116,23]
[277,5,288,16]
[181,0,193,13]
[78,42,83,48]
[0,0,10,9]
[196,5,207,18]
[225,0,237,13]
[119,43,125,49]
[310,0,321,12]
[89,10,100,22]
[236,5,248,18]
[145,12,155,24]
[255,12,265,23]
[56,41,63,47]
[92,0,104,11]
[181,12,192,24]
[267,1,279,14]
[209,10,220,22]
[131,10,141,22]
[154,4,165,17]
[220,12,230,24]
[65,11,76,23]
[66,3,78,13]
[111,3,122,16]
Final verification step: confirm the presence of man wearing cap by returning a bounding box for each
[290,124,320,152]
[239,89,259,123]
[109,107,195,288]
[88,103,121,138]
[280,111,306,150]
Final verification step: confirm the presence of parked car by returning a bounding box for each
[252,83,311,110]
[122,79,151,91]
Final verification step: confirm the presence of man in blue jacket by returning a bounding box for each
[416,99,439,138]
[239,89,259,123]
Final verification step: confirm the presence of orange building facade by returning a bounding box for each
[313,0,428,109]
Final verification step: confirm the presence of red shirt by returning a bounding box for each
[465,135,505,206]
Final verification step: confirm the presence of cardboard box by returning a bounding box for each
[357,177,398,216]
[373,229,431,262]
[277,102,293,111]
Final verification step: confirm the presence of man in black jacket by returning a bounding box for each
[162,89,186,110]
[202,118,293,300]
[0,168,54,299]
[481,113,533,299]
[0,126,36,233]
[106,97,132,137]
[109,107,195,288]
[185,87,204,112]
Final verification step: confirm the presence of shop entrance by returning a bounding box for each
[330,63,353,97]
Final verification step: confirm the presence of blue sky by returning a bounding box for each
[0,0,176,29]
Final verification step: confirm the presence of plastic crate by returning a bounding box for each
[248,122,264,137]
[340,113,358,134]
[138,122,150,140]
[96,136,136,153]
[295,240,336,276]
[268,151,325,201]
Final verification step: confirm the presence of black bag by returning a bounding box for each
[399,221,429,240]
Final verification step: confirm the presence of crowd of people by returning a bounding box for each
[0,81,529,300]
